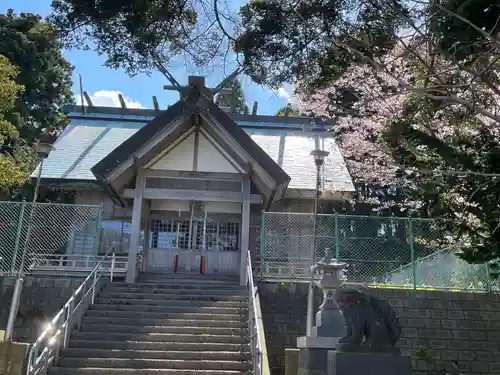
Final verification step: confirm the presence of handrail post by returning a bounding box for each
[111,252,116,283]
[92,271,98,304]
[43,345,50,371]
[63,297,75,348]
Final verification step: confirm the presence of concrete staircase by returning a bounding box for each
[49,273,251,375]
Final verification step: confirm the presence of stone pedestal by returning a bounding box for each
[285,348,300,375]
[0,342,30,375]
[296,249,347,375]
[327,350,412,375]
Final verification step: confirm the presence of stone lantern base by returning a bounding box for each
[297,337,339,375]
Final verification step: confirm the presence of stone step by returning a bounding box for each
[137,273,240,281]
[98,292,247,302]
[82,316,248,328]
[60,349,250,361]
[68,340,249,352]
[85,309,246,321]
[95,297,247,307]
[70,332,248,344]
[79,324,247,335]
[110,282,245,291]
[133,279,242,286]
[49,368,247,375]
[81,316,247,328]
[107,286,247,296]
[90,303,247,315]
[130,277,240,285]
[57,358,251,371]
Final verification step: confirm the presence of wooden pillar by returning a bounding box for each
[240,176,251,285]
[142,200,151,272]
[126,170,145,283]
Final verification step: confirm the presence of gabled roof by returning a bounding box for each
[90,94,292,207]
[91,100,187,180]
[91,99,291,188]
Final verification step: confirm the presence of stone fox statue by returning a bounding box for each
[335,288,401,348]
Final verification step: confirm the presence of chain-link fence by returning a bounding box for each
[0,201,103,276]
[260,212,494,291]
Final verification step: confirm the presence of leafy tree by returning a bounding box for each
[214,78,249,114]
[48,0,226,75]
[0,10,74,144]
[0,55,36,190]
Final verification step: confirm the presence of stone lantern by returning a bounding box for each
[311,248,347,338]
[295,248,347,375]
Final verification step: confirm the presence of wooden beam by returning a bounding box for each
[118,93,127,109]
[252,101,258,115]
[152,96,160,110]
[123,188,262,204]
[83,91,94,107]
[144,169,245,181]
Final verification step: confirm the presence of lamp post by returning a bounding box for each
[4,140,55,342]
[306,147,330,336]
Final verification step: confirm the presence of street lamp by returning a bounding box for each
[4,140,56,342]
[306,146,330,337]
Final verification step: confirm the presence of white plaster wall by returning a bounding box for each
[150,132,195,171]
[147,127,242,174]
[197,133,240,173]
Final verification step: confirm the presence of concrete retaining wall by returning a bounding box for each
[0,276,84,342]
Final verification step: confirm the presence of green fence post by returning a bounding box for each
[408,217,417,290]
[11,200,27,274]
[485,263,492,292]
[260,212,265,279]
[334,213,340,260]
[93,204,104,257]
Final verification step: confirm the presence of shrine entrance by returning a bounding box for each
[144,204,241,274]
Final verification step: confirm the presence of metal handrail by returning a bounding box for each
[26,243,118,375]
[246,250,270,375]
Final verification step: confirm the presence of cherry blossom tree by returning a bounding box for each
[293,36,500,267]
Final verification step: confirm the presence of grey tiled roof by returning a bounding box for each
[33,115,355,193]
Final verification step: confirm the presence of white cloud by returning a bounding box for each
[276,87,291,100]
[77,90,144,109]
[271,84,294,102]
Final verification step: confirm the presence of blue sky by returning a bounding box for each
[1,1,293,114]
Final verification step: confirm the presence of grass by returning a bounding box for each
[367,284,477,292]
